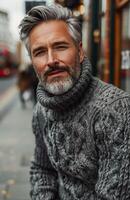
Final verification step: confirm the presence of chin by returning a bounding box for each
[45,78,74,95]
[47,75,69,84]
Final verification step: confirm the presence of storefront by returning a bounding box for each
[119,1,130,93]
[88,0,114,82]
[97,1,107,81]
[88,0,130,93]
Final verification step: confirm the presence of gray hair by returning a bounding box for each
[19,4,82,55]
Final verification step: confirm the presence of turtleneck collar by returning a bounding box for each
[37,57,92,111]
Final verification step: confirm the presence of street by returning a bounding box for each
[0,76,17,95]
[0,77,35,200]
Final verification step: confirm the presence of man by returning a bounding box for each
[19,4,130,200]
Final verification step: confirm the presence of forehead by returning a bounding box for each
[29,20,74,46]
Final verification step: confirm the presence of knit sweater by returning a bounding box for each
[30,58,130,200]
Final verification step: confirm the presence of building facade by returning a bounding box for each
[115,0,130,93]
[87,0,130,93]
[0,10,11,49]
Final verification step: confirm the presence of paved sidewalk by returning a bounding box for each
[0,89,35,200]
[0,86,17,119]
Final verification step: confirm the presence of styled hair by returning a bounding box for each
[19,4,82,55]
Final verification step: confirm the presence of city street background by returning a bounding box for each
[0,76,35,200]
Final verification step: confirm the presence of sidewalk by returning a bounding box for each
[0,85,18,121]
[0,88,35,200]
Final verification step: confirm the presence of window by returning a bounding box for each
[120,2,130,93]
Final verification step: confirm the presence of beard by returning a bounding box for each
[36,60,81,95]
[44,76,74,95]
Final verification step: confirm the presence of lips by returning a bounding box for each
[47,69,66,76]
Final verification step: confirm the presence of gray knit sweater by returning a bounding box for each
[30,58,130,200]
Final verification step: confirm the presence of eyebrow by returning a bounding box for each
[32,40,70,55]
[52,41,69,46]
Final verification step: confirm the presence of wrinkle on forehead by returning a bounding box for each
[29,20,75,51]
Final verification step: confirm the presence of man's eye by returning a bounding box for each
[56,46,68,50]
[35,50,46,56]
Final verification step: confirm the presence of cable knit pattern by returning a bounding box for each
[30,57,130,200]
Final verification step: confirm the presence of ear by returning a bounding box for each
[78,42,85,63]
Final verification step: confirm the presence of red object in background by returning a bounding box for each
[0,68,11,77]
[0,48,12,77]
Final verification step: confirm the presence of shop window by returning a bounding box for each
[97,0,106,80]
[120,2,130,93]
[101,1,106,12]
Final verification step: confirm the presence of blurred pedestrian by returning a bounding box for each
[26,64,38,105]
[17,65,38,108]
[17,69,31,108]
[19,4,130,200]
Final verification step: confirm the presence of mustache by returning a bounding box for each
[44,66,71,77]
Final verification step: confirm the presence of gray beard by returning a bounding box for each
[36,62,81,95]
[43,76,74,95]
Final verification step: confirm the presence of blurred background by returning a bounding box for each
[0,0,130,199]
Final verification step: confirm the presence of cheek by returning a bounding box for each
[67,54,79,67]
[32,58,45,74]
[58,47,77,60]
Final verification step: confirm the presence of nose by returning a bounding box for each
[47,49,59,67]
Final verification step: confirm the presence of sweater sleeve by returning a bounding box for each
[30,106,59,200]
[94,97,130,199]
